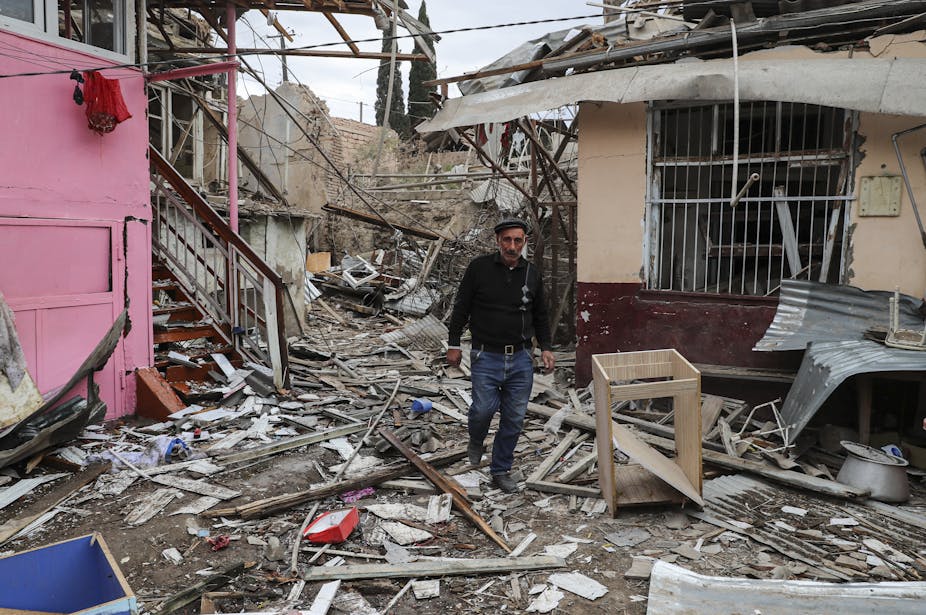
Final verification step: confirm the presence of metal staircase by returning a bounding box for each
[149,146,289,389]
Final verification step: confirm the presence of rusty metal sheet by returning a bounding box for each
[754,280,924,352]
[419,57,926,132]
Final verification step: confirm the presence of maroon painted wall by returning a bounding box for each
[575,282,802,385]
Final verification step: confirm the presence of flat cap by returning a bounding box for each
[493,218,529,234]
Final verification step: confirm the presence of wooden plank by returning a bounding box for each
[526,429,583,484]
[302,556,566,582]
[700,394,725,435]
[558,449,597,483]
[205,447,467,519]
[0,464,109,544]
[641,432,869,499]
[608,378,698,402]
[0,473,67,511]
[110,450,239,500]
[603,362,674,382]
[525,479,600,498]
[212,423,366,464]
[592,359,617,515]
[531,399,868,499]
[378,429,510,552]
[612,422,703,505]
[322,204,442,240]
[614,465,684,507]
[672,374,703,497]
[152,561,250,614]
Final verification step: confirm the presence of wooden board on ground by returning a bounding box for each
[613,465,685,507]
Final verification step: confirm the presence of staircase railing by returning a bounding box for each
[150,147,289,389]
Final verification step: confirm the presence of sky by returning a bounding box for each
[235,1,603,122]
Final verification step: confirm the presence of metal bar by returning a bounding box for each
[146,60,239,82]
[653,152,847,167]
[891,123,926,249]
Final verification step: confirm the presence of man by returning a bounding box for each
[447,219,555,493]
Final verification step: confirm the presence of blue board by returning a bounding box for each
[0,533,136,615]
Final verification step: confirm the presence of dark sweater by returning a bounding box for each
[448,252,552,351]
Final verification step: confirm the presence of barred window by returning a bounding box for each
[646,102,856,296]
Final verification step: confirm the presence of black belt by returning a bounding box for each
[475,341,531,355]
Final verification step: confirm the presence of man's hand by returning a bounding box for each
[447,348,462,367]
[541,350,555,373]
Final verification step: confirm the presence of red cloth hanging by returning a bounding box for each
[81,71,132,134]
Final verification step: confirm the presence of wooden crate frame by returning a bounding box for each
[592,349,703,516]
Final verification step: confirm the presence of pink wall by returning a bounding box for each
[0,30,152,418]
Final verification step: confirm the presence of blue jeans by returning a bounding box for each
[469,348,534,475]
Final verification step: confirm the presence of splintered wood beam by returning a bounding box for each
[162,47,426,60]
[303,556,565,582]
[378,428,511,553]
[204,447,467,519]
[153,561,252,613]
[321,203,442,240]
[323,11,360,55]
[0,463,110,544]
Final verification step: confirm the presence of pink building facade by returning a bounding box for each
[0,23,152,419]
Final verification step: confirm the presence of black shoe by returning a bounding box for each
[492,472,518,493]
[467,441,484,466]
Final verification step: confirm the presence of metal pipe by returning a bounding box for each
[730,172,761,208]
[226,3,239,233]
[891,123,926,249]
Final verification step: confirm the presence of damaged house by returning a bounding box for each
[0,0,435,420]
[421,0,926,434]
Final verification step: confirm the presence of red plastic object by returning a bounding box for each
[207,535,230,551]
[303,507,359,544]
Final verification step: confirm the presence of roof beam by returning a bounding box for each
[163,47,426,60]
[322,11,360,55]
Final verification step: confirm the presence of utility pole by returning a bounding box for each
[359,101,363,123]
[267,32,292,83]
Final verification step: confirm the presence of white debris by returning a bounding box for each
[549,572,608,600]
[411,579,440,600]
[526,587,564,613]
[381,521,433,546]
[543,543,578,559]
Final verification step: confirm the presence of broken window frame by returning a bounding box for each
[148,82,204,187]
[644,100,857,297]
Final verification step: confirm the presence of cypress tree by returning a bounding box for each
[407,1,437,129]
[374,27,410,138]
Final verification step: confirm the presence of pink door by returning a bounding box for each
[0,218,126,418]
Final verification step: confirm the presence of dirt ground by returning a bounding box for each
[3,309,926,615]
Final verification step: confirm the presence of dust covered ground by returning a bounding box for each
[3,308,926,614]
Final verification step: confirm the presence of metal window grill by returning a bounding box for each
[646,102,856,296]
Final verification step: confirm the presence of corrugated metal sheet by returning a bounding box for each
[781,340,926,443]
[754,280,924,351]
[419,56,926,132]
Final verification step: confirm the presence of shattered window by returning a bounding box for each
[647,102,856,296]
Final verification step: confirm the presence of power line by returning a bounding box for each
[0,13,605,79]
[0,4,912,80]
